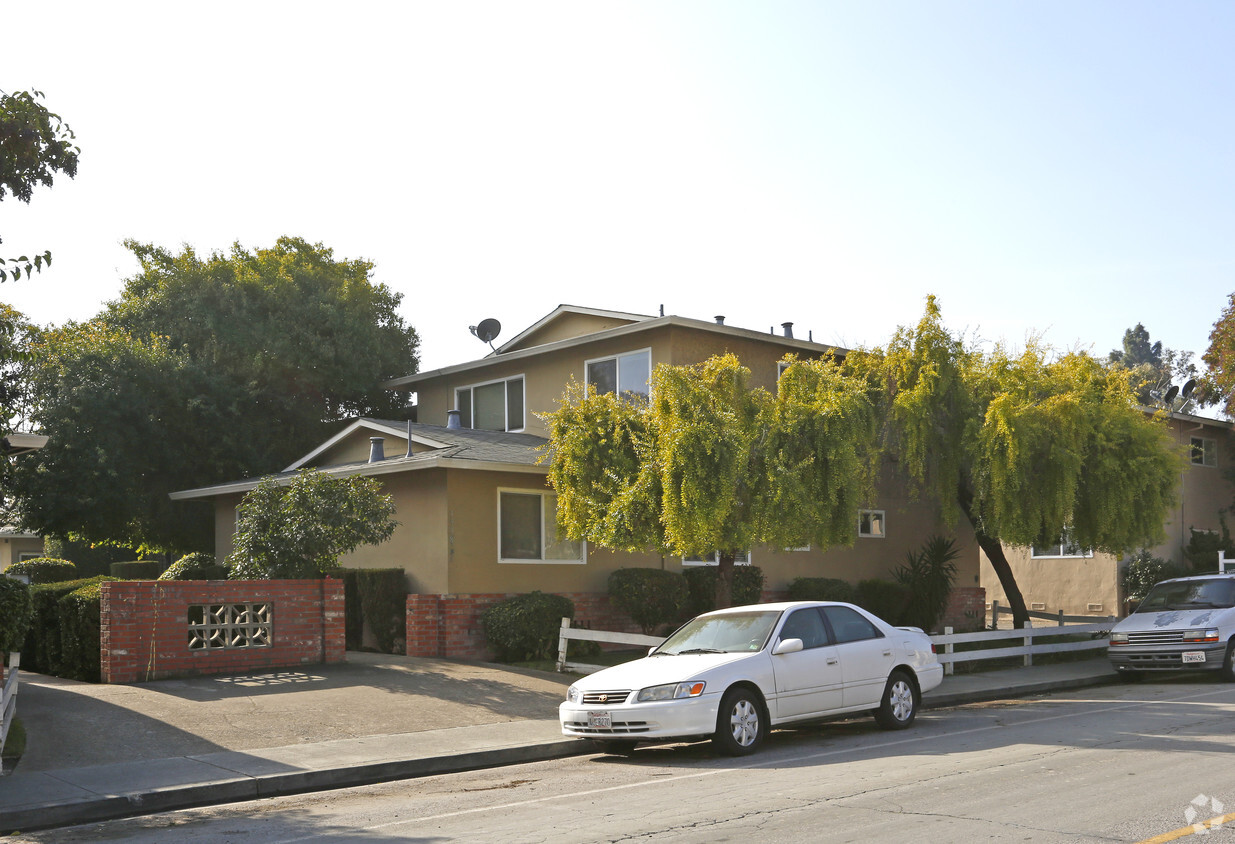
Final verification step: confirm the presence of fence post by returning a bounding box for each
[991,600,1000,629]
[1057,609,1064,626]
[557,617,571,673]
[1024,630,1033,666]
[943,627,954,676]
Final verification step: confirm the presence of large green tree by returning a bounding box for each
[852,298,1184,628]
[0,89,79,282]
[1108,322,1201,408]
[9,238,419,553]
[544,353,878,608]
[1203,292,1235,416]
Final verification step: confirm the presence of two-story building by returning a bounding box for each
[170,305,987,657]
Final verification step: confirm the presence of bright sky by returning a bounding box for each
[3,2,1233,379]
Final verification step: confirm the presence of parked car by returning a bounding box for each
[1108,573,1235,680]
[559,601,944,755]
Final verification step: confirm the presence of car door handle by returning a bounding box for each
[882,650,893,657]
[826,658,839,665]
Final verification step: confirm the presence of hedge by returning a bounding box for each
[158,552,230,581]
[608,568,689,633]
[853,579,912,625]
[786,577,855,603]
[110,560,166,580]
[684,566,765,616]
[0,578,32,653]
[5,557,76,584]
[358,569,408,653]
[22,576,113,676]
[481,592,574,662]
[58,581,104,682]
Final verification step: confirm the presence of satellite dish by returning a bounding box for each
[1164,385,1179,404]
[469,318,502,351]
[1182,379,1197,398]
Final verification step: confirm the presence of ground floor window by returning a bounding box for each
[498,490,584,563]
[682,551,752,566]
[1031,529,1092,559]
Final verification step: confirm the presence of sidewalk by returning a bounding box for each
[0,654,1121,834]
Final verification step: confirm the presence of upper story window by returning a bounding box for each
[586,349,651,400]
[1031,529,1092,559]
[456,376,525,432]
[859,510,885,538]
[1191,436,1218,467]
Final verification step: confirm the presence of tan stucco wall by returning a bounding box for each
[1152,419,1233,560]
[342,469,450,593]
[0,536,45,570]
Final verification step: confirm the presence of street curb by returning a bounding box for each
[1,739,592,835]
[922,671,1123,710]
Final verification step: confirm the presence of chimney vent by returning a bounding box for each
[406,420,414,458]
[447,409,462,430]
[782,322,794,339]
[714,315,725,325]
[368,437,385,463]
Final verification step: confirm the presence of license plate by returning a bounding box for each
[1182,651,1207,664]
[587,711,612,729]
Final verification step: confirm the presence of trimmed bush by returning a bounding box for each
[357,569,408,654]
[0,578,33,653]
[853,579,912,625]
[786,577,854,603]
[110,560,165,580]
[1123,550,1187,601]
[58,581,104,682]
[341,570,365,650]
[683,566,765,616]
[1183,524,1235,573]
[158,552,230,581]
[608,568,689,634]
[5,557,76,584]
[22,576,112,675]
[894,535,960,632]
[481,591,574,662]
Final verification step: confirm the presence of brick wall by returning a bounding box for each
[100,579,345,684]
[941,586,986,632]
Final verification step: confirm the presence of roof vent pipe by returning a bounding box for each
[406,420,414,458]
[447,409,462,430]
[369,437,385,463]
[715,315,725,325]
[782,322,794,339]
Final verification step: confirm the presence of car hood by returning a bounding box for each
[574,651,754,691]
[1114,607,1234,632]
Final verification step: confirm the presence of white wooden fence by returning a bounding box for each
[1,653,20,769]
[556,616,1113,677]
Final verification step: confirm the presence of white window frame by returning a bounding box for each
[584,348,652,399]
[682,551,752,567]
[17,552,44,562]
[497,488,586,565]
[455,375,525,432]
[858,510,885,538]
[1030,529,1093,559]
[1191,436,1218,468]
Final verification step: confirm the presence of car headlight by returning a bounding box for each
[636,681,706,702]
[1109,633,1128,645]
[1182,628,1220,643]
[567,685,582,704]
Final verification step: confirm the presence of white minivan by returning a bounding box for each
[1108,573,1235,680]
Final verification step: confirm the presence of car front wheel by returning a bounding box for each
[873,670,917,730]
[713,687,766,755]
[1221,642,1235,683]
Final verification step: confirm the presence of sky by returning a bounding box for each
[3,1,1234,380]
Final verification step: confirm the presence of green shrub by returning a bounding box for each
[853,579,912,625]
[341,570,365,650]
[43,538,138,579]
[58,581,103,682]
[158,552,230,581]
[683,566,765,616]
[608,568,689,634]
[786,577,854,603]
[1183,524,1235,573]
[481,591,574,662]
[5,557,76,584]
[0,578,33,653]
[1123,550,1187,601]
[109,560,165,579]
[22,576,112,675]
[357,569,408,654]
[894,535,960,632]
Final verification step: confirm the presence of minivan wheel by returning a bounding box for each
[873,670,917,730]
[1221,642,1235,683]
[713,687,766,756]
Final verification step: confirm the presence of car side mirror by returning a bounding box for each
[773,638,804,655]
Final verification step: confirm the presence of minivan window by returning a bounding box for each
[1135,578,1235,612]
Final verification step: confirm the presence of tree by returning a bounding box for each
[0,89,80,282]
[544,353,878,608]
[227,470,397,579]
[1108,322,1201,408]
[9,237,420,553]
[1203,293,1235,416]
[851,297,1185,628]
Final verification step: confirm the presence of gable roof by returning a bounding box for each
[384,306,843,390]
[170,421,548,501]
[495,304,655,354]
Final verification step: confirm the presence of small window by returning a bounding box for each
[1031,529,1093,559]
[586,349,651,400]
[682,550,752,567]
[1191,437,1217,467]
[17,552,43,562]
[455,376,525,432]
[822,605,883,644]
[859,510,885,538]
[498,490,584,564]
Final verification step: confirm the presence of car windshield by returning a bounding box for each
[1136,578,1235,612]
[653,611,781,655]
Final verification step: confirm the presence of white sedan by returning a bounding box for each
[559,601,944,755]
